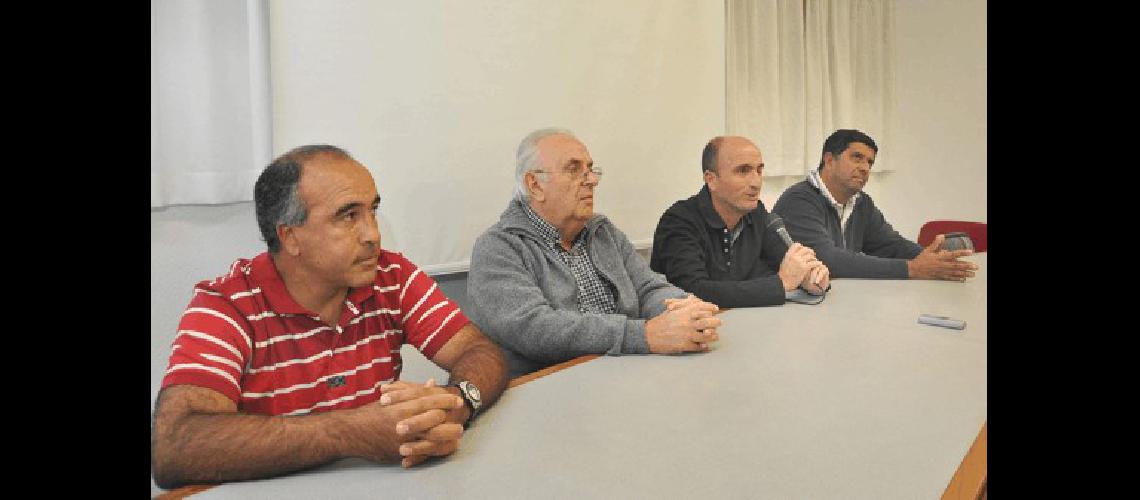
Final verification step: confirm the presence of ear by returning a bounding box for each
[822,151,836,171]
[526,171,545,202]
[278,224,301,256]
[703,169,717,189]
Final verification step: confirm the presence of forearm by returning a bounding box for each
[865,233,923,259]
[887,239,923,259]
[152,390,395,489]
[682,276,785,309]
[491,307,645,360]
[816,245,908,279]
[861,206,922,260]
[444,334,508,415]
[150,382,410,492]
[153,412,354,488]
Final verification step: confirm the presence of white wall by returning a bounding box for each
[861,0,987,239]
[151,203,261,409]
[269,0,724,274]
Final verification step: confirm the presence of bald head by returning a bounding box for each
[702,135,764,227]
[702,136,760,176]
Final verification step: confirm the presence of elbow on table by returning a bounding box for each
[151,420,206,490]
[152,453,192,491]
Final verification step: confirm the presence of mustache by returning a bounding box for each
[355,245,379,262]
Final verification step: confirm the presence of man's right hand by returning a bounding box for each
[342,389,464,465]
[645,298,721,354]
[907,234,979,281]
[778,242,822,291]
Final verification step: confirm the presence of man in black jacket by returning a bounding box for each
[650,136,829,308]
[771,129,977,280]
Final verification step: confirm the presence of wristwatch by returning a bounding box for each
[449,380,482,424]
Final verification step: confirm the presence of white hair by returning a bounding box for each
[514,127,576,202]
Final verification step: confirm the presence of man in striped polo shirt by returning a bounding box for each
[152,145,508,489]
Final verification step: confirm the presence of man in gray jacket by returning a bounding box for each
[772,129,978,280]
[468,128,722,378]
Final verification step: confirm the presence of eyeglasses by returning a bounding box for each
[532,165,603,181]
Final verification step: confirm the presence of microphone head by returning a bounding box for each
[766,213,784,230]
[766,214,795,247]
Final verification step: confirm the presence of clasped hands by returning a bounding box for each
[646,294,722,354]
[373,378,468,468]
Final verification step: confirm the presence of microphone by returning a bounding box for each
[766,214,795,248]
[768,214,821,287]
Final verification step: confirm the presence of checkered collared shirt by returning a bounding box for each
[521,203,617,314]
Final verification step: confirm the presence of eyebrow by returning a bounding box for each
[334,202,363,218]
[565,158,594,168]
[333,195,381,218]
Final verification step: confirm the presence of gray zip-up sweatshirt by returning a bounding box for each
[772,177,922,279]
[467,199,687,378]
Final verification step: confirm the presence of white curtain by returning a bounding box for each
[151,0,272,207]
[727,0,895,176]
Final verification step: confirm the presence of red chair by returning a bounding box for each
[917,220,987,252]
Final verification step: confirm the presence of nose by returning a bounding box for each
[361,211,381,247]
[583,170,600,186]
[749,168,763,186]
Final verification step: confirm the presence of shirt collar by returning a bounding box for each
[521,201,586,250]
[696,184,752,231]
[808,168,860,210]
[250,252,375,315]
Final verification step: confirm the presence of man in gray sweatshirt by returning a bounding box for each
[772,129,978,280]
[468,128,722,378]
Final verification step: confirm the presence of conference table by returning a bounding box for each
[172,254,987,499]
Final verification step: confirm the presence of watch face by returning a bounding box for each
[461,381,481,404]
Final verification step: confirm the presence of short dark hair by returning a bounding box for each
[818,129,878,171]
[701,136,724,174]
[254,144,353,253]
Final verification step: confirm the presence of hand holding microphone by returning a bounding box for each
[767,214,828,292]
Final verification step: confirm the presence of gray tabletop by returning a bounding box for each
[198,254,986,499]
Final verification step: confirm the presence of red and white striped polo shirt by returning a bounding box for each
[160,250,468,416]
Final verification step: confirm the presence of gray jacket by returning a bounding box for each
[467,199,687,377]
[772,178,922,279]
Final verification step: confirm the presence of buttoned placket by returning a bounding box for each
[326,298,362,388]
[723,227,731,267]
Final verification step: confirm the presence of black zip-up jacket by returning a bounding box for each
[650,185,788,308]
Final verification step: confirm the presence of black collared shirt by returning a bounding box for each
[649,185,788,308]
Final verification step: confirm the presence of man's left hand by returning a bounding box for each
[664,294,721,314]
[801,264,830,295]
[379,379,471,467]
